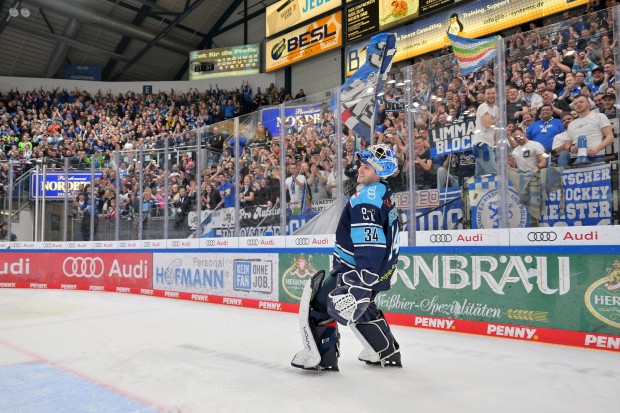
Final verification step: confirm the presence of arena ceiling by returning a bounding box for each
[0,0,277,82]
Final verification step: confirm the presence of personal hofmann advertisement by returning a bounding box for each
[278,251,620,337]
[153,253,279,301]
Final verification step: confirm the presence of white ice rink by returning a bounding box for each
[0,288,618,413]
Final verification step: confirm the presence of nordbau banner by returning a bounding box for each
[278,250,620,341]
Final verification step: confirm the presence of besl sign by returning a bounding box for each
[265,11,342,72]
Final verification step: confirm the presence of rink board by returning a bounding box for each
[1,237,619,353]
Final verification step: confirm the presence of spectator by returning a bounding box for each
[472,86,498,176]
[0,221,17,241]
[202,183,221,210]
[509,127,547,171]
[239,175,256,208]
[567,94,614,160]
[285,163,307,204]
[526,103,565,158]
[552,112,575,166]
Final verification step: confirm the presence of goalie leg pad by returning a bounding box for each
[350,312,401,367]
[291,270,340,371]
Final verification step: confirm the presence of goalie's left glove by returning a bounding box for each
[327,269,379,326]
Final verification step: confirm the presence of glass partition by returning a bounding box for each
[3,5,619,243]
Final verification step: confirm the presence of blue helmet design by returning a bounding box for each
[355,144,398,178]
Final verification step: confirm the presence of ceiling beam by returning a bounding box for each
[8,23,131,61]
[173,0,247,80]
[109,0,206,81]
[102,0,157,80]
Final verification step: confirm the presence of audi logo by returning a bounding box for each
[430,234,452,243]
[204,240,216,246]
[247,239,259,246]
[527,231,558,242]
[63,257,105,278]
[295,238,311,246]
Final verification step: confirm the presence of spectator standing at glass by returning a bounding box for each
[472,86,498,176]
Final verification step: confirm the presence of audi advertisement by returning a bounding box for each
[48,253,152,288]
[511,226,616,246]
[0,252,153,288]
[417,229,509,246]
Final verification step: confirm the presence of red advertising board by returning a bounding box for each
[0,252,152,289]
[0,253,48,283]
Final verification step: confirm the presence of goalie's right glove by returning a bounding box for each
[327,269,379,326]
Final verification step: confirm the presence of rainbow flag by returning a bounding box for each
[447,33,498,76]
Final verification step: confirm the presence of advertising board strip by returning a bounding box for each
[2,247,620,352]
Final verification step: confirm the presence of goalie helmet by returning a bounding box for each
[355,144,398,178]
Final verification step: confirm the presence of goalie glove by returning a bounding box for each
[327,269,379,326]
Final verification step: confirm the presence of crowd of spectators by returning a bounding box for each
[375,2,618,192]
[0,3,617,239]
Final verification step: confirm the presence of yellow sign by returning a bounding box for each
[346,0,587,76]
[266,0,341,37]
[265,12,342,72]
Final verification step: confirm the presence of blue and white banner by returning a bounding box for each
[398,188,463,231]
[543,163,612,227]
[63,64,102,81]
[30,171,102,200]
[260,103,323,137]
[340,32,396,142]
[468,175,528,229]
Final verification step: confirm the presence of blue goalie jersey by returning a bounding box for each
[333,180,400,291]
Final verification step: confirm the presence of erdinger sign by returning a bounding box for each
[49,253,152,288]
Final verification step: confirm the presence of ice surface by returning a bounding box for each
[0,289,618,413]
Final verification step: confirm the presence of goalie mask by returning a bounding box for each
[355,144,398,178]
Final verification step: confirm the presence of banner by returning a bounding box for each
[265,11,342,72]
[399,188,463,231]
[277,250,620,338]
[63,64,102,81]
[266,0,342,37]
[429,119,476,157]
[152,252,279,301]
[468,175,528,229]
[260,103,324,137]
[189,44,260,80]
[346,0,587,76]
[543,163,612,227]
[0,252,152,289]
[29,171,102,200]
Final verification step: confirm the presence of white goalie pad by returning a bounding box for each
[291,275,321,369]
